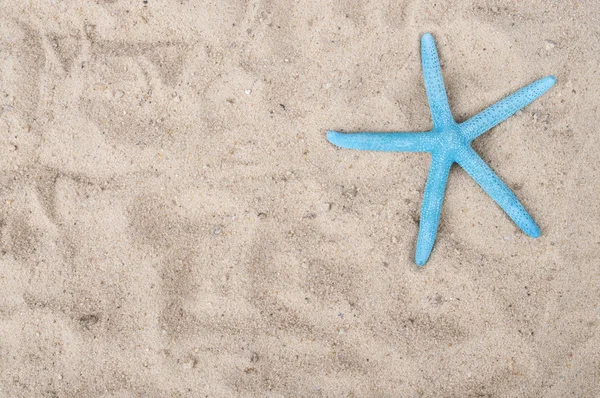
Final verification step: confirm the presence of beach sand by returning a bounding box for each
[0,0,599,396]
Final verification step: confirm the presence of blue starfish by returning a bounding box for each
[327,33,555,266]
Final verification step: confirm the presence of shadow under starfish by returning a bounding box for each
[327,33,556,266]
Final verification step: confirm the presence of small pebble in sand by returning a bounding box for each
[212,225,223,236]
[544,40,557,50]
[113,89,124,99]
[245,89,252,95]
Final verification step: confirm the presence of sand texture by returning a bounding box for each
[0,0,599,396]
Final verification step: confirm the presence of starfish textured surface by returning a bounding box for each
[327,33,556,266]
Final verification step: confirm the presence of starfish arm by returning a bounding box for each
[421,33,454,128]
[326,130,435,152]
[415,154,453,266]
[455,147,541,237]
[459,75,556,142]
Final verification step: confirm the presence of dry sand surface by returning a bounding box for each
[0,0,599,396]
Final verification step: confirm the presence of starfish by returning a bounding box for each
[327,33,555,266]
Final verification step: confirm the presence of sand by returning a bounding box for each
[0,0,599,396]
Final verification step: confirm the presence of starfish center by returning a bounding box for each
[435,124,467,157]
